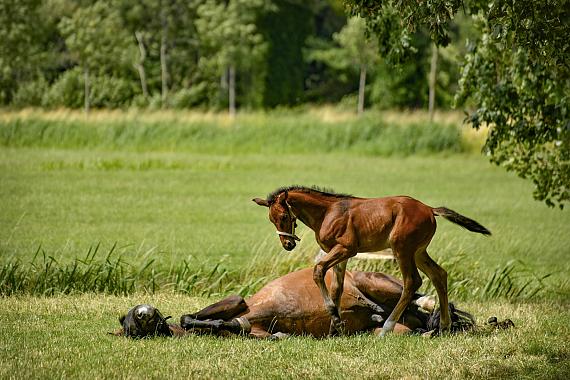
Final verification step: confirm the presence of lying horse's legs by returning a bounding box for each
[415,249,450,331]
[380,246,423,336]
[180,315,250,335]
[329,260,348,335]
[313,245,355,334]
[187,295,247,321]
[374,323,412,336]
[249,326,290,340]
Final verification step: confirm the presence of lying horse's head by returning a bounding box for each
[253,191,299,251]
[117,304,172,338]
[427,303,476,333]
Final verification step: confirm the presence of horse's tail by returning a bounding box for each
[432,207,491,236]
[427,303,476,333]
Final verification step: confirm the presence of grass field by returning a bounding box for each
[1,109,568,378]
[0,294,568,379]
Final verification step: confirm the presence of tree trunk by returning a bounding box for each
[358,65,367,115]
[228,64,236,118]
[84,66,90,114]
[160,7,169,108]
[134,31,149,100]
[428,43,438,122]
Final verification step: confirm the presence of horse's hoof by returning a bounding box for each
[371,314,384,324]
[328,318,344,336]
[422,329,438,338]
[269,332,289,340]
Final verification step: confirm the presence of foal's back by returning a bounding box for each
[334,196,436,252]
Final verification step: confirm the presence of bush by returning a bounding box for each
[89,75,137,108]
[42,67,84,109]
[11,77,50,108]
[168,84,208,109]
[42,68,138,109]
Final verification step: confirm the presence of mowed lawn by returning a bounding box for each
[1,145,569,378]
[0,294,568,379]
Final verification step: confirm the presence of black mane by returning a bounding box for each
[266,185,352,204]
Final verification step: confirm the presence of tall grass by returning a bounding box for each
[0,236,553,301]
[0,111,468,155]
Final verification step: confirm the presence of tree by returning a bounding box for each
[309,16,379,114]
[196,0,269,116]
[257,0,314,108]
[346,0,569,208]
[118,0,200,107]
[0,0,50,103]
[59,0,135,112]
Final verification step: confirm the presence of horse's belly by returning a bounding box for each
[245,295,377,337]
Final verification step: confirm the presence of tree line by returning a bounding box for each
[0,0,469,114]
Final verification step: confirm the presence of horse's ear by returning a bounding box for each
[276,191,288,205]
[252,198,269,207]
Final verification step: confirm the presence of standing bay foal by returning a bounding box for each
[253,186,490,335]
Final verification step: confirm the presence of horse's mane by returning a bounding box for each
[266,185,352,204]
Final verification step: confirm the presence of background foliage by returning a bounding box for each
[0,0,458,111]
[345,0,569,207]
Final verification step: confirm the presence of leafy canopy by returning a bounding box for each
[346,0,569,208]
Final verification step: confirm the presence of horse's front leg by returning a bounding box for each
[180,315,250,335]
[329,260,348,335]
[313,245,354,335]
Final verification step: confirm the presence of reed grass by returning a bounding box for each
[0,235,554,302]
[0,109,472,155]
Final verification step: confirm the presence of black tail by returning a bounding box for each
[427,303,476,333]
[433,207,491,236]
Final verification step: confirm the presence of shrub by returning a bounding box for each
[11,77,50,108]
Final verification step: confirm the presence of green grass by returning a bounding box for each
[0,294,568,379]
[1,148,569,299]
[0,109,467,154]
[0,110,568,378]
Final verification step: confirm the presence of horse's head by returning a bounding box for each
[117,304,172,338]
[253,191,299,251]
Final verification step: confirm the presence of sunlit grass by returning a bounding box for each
[1,148,568,299]
[0,106,466,124]
[0,110,567,378]
[0,107,487,154]
[0,294,568,379]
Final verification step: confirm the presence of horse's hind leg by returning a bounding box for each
[380,247,423,336]
[187,295,247,321]
[415,249,450,331]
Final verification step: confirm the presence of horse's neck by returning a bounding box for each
[288,192,335,231]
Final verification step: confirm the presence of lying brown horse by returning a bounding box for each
[114,268,476,338]
[253,186,490,335]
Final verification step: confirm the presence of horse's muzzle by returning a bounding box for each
[283,240,296,251]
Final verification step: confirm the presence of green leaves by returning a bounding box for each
[196,0,268,70]
[346,0,570,208]
[456,6,569,208]
[58,1,135,74]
